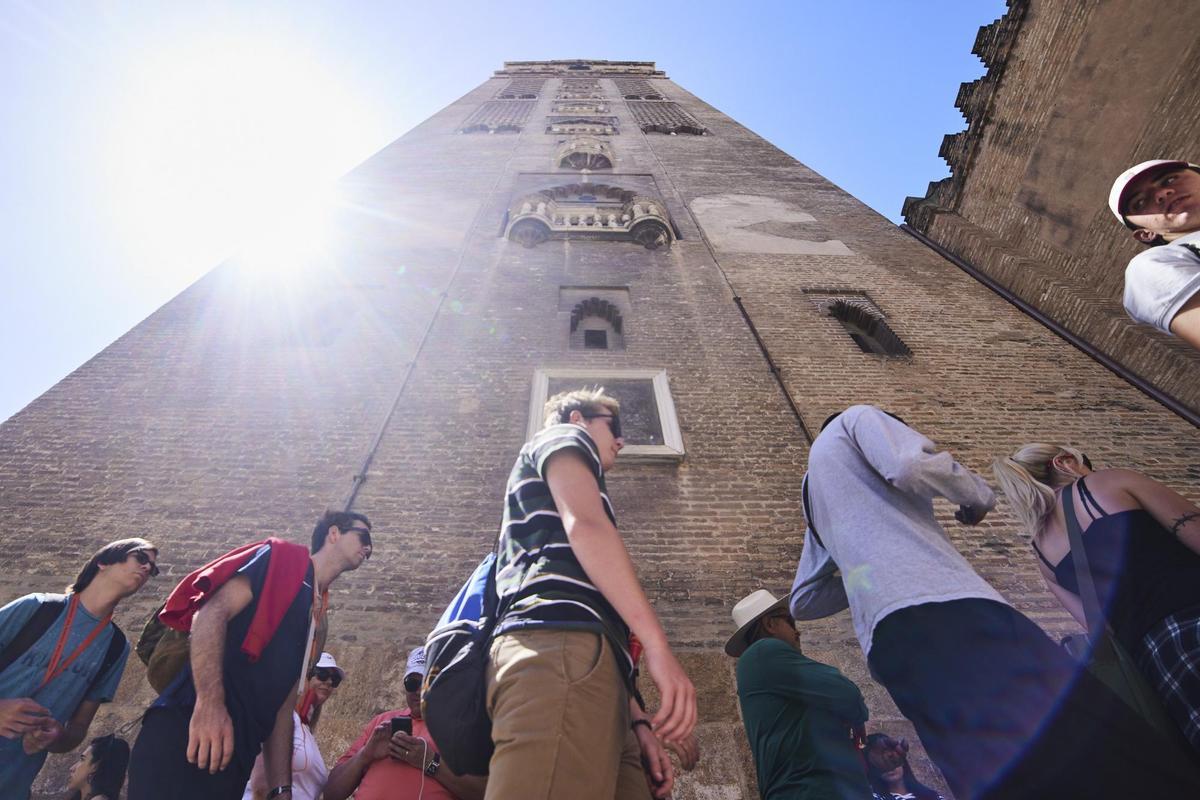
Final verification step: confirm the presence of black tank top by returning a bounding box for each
[1031,477,1200,646]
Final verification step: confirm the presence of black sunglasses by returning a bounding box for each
[581,413,622,439]
[311,668,343,687]
[130,550,160,578]
[343,526,372,557]
[403,673,422,692]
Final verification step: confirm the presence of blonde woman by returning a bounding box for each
[993,444,1200,752]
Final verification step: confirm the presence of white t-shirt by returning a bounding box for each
[1123,229,1200,333]
[241,712,328,800]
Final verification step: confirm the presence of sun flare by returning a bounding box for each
[98,35,382,285]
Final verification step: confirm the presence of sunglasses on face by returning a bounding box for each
[343,526,372,557]
[130,550,159,578]
[403,673,423,692]
[581,413,622,439]
[311,668,343,687]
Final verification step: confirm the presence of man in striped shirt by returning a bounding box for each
[485,388,696,800]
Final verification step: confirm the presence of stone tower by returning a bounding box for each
[4,57,1197,799]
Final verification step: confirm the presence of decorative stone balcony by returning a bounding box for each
[546,116,619,136]
[505,183,673,250]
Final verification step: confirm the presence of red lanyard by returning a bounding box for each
[39,594,112,691]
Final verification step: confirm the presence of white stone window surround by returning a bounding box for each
[526,368,684,462]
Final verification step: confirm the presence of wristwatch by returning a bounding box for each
[425,752,441,777]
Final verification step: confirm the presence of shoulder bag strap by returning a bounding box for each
[802,475,824,548]
[1061,484,1105,640]
[85,624,126,697]
[0,597,68,676]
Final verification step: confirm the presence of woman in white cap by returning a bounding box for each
[242,652,346,800]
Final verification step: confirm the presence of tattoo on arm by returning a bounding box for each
[1170,512,1200,537]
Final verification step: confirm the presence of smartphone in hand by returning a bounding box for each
[390,716,413,736]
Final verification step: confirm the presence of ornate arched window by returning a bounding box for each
[506,183,673,250]
[556,137,614,170]
[570,298,624,350]
[826,300,912,357]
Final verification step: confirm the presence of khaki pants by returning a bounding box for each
[485,629,652,800]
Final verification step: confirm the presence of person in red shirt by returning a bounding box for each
[324,648,485,800]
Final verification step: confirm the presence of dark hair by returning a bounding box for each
[69,539,157,594]
[67,734,130,800]
[311,510,371,554]
[864,733,939,800]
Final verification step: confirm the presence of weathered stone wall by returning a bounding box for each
[3,59,1198,799]
[905,0,1200,416]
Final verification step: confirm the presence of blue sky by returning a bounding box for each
[0,1,1005,422]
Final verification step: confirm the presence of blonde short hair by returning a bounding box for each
[542,387,620,430]
[991,443,1087,536]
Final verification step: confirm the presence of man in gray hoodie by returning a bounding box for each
[790,405,1200,799]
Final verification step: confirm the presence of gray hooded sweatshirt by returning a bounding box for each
[790,404,1006,657]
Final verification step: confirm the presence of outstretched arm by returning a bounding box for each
[545,450,696,744]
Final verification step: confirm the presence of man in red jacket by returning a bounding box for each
[128,511,374,800]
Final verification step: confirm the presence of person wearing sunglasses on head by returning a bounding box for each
[127,511,373,800]
[325,647,486,800]
[243,652,346,800]
[1,538,158,799]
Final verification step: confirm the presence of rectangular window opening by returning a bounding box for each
[583,330,608,349]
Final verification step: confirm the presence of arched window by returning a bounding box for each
[556,137,614,170]
[827,300,912,357]
[570,298,624,350]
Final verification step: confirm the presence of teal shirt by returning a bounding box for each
[736,638,871,800]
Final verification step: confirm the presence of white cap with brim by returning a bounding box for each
[405,646,427,678]
[314,652,345,679]
[1109,160,1194,228]
[724,589,790,657]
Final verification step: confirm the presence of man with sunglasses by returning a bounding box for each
[726,589,871,800]
[0,537,158,799]
[485,388,696,800]
[129,511,373,800]
[325,646,486,800]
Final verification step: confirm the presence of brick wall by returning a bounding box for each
[905,0,1200,415]
[3,60,1198,799]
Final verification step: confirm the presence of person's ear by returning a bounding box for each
[567,409,585,425]
[1132,228,1159,244]
[1050,453,1079,477]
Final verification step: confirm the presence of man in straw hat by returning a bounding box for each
[727,589,871,800]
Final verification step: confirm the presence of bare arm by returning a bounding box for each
[1169,292,1200,350]
[261,689,297,796]
[46,699,100,753]
[430,760,487,800]
[1119,469,1200,555]
[544,450,696,743]
[245,754,268,799]
[188,574,253,773]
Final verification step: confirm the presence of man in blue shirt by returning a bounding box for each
[0,537,159,799]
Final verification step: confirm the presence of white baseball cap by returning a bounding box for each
[313,652,345,679]
[725,589,790,657]
[1108,160,1195,228]
[405,646,427,678]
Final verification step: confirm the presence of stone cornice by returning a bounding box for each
[496,60,666,77]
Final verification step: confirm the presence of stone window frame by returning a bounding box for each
[570,296,625,350]
[555,137,615,171]
[505,183,674,251]
[526,367,685,462]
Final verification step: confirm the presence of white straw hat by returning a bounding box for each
[725,589,790,657]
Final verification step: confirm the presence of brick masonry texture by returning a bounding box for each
[904,0,1200,415]
[3,60,1199,798]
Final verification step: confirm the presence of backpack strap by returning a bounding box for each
[0,595,68,677]
[1062,484,1104,639]
[1180,242,1200,260]
[86,624,126,698]
[802,475,824,548]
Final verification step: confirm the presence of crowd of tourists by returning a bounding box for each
[1,158,1198,800]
